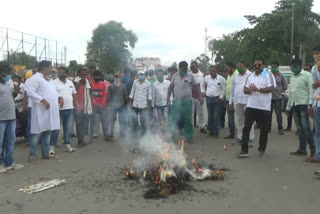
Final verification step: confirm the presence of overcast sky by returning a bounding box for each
[1,0,319,66]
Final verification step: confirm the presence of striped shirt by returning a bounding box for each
[244,70,276,111]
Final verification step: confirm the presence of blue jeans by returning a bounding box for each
[271,99,283,131]
[226,100,235,136]
[293,105,315,152]
[75,110,89,145]
[50,130,60,147]
[60,109,74,144]
[0,120,16,166]
[206,97,220,135]
[313,107,320,159]
[109,106,126,137]
[30,131,50,158]
[26,107,32,143]
[90,106,109,137]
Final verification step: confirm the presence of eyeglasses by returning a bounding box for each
[253,64,262,68]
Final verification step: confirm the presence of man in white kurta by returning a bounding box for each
[229,61,255,145]
[25,61,60,161]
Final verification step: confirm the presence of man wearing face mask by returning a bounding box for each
[0,62,24,173]
[152,70,171,129]
[51,67,77,155]
[229,61,254,145]
[147,69,157,86]
[129,71,152,136]
[73,68,92,148]
[167,61,201,144]
[224,62,238,139]
[238,58,276,158]
[270,61,287,135]
[286,58,315,157]
[25,60,62,163]
[107,74,129,139]
[90,70,109,142]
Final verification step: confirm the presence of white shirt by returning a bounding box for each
[192,70,204,85]
[15,83,25,112]
[201,75,226,99]
[152,80,170,107]
[129,80,152,109]
[244,70,276,111]
[24,79,33,108]
[25,73,60,134]
[229,71,251,105]
[53,79,76,110]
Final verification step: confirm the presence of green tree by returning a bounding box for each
[208,0,320,66]
[86,21,138,74]
[68,60,83,73]
[6,51,37,68]
[193,54,211,73]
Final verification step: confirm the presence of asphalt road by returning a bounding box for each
[0,113,319,214]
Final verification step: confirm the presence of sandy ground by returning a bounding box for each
[1,113,320,214]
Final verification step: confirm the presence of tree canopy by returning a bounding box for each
[86,21,138,74]
[209,0,320,67]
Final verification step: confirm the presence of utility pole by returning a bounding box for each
[205,27,208,56]
[291,2,295,59]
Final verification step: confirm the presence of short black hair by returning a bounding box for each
[58,66,69,73]
[168,66,177,72]
[89,66,96,70]
[13,75,22,81]
[0,61,11,74]
[226,62,236,69]
[254,57,265,65]
[291,58,302,66]
[93,70,103,77]
[237,60,247,67]
[38,60,52,71]
[304,64,313,69]
[210,65,217,69]
[271,61,280,66]
[77,68,87,75]
[191,61,198,66]
[313,44,320,52]
[179,61,188,69]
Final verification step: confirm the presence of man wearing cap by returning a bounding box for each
[167,61,202,144]
[107,73,129,139]
[129,71,152,136]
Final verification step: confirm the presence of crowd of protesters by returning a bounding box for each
[1,44,320,177]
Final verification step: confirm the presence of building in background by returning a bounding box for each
[131,57,163,72]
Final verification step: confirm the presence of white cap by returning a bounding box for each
[138,71,145,75]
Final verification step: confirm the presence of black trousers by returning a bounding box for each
[241,107,271,153]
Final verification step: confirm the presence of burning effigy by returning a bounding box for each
[125,135,229,199]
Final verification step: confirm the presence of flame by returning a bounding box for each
[126,171,130,176]
[224,145,227,150]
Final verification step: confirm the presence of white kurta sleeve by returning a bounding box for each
[27,77,43,103]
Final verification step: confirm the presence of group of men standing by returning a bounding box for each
[1,44,320,177]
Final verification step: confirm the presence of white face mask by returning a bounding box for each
[68,77,74,81]
[114,78,121,87]
[44,75,52,81]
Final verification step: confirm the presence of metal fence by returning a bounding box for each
[0,27,67,67]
